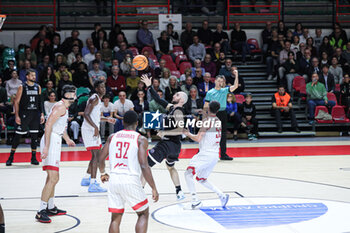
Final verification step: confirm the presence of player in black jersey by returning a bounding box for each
[6,69,45,166]
[141,74,188,201]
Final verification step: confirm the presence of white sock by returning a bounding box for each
[39,201,48,211]
[90,178,96,184]
[84,173,91,179]
[184,170,196,195]
[48,197,55,209]
[199,180,224,198]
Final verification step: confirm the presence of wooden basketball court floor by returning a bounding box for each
[1,137,350,233]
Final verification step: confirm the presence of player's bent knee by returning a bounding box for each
[136,207,149,218]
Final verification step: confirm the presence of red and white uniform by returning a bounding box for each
[108,130,148,213]
[82,94,102,150]
[41,101,68,171]
[187,116,221,181]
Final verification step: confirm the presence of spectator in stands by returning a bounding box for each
[167,23,180,46]
[147,78,161,102]
[113,91,134,132]
[286,30,293,42]
[37,55,53,76]
[306,37,317,58]
[19,47,37,69]
[91,23,103,45]
[61,29,83,55]
[329,23,348,50]
[49,34,62,60]
[109,23,128,50]
[67,100,81,144]
[299,28,310,44]
[240,93,258,140]
[277,20,288,37]
[136,20,155,49]
[88,59,106,86]
[100,95,114,141]
[319,64,335,93]
[120,53,133,76]
[210,43,222,63]
[73,62,90,88]
[179,68,191,84]
[191,59,205,77]
[44,91,57,117]
[319,36,334,58]
[57,72,74,99]
[278,41,296,83]
[67,45,80,66]
[341,74,350,114]
[197,20,213,46]
[53,54,67,71]
[306,73,336,123]
[307,57,321,79]
[293,23,303,37]
[107,65,126,96]
[165,76,181,102]
[114,41,133,64]
[314,29,323,52]
[201,54,216,77]
[149,89,167,113]
[159,68,171,92]
[219,58,232,79]
[266,29,282,80]
[193,67,205,85]
[272,86,300,133]
[184,87,203,134]
[133,90,151,142]
[329,56,343,85]
[93,29,107,51]
[31,30,50,51]
[130,81,147,101]
[19,60,38,83]
[39,66,56,88]
[82,38,96,57]
[155,31,174,60]
[291,35,300,53]
[0,77,8,114]
[34,40,49,64]
[229,66,245,94]
[126,68,140,95]
[188,35,206,62]
[2,60,16,83]
[138,62,155,79]
[216,52,226,71]
[5,70,22,98]
[88,52,106,71]
[100,41,112,63]
[261,21,272,56]
[342,42,350,65]
[154,59,166,79]
[230,23,250,64]
[335,48,347,67]
[296,43,306,61]
[226,93,245,141]
[181,22,197,51]
[283,51,300,92]
[198,72,215,97]
[41,80,57,101]
[84,45,96,66]
[298,48,312,81]
[321,52,330,66]
[181,75,198,97]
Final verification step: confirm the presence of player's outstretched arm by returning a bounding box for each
[229,69,239,93]
[141,74,170,109]
[138,136,159,202]
[99,134,113,182]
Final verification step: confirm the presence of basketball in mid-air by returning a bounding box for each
[132,55,149,71]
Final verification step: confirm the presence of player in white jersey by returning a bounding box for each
[98,110,159,233]
[36,85,77,223]
[184,101,229,209]
[81,80,116,193]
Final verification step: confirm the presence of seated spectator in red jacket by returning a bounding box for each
[31,29,51,51]
[197,72,215,98]
[107,65,126,96]
[201,54,217,77]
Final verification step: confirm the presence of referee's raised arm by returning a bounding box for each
[229,69,239,93]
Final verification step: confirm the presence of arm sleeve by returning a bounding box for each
[205,91,212,102]
[149,86,169,108]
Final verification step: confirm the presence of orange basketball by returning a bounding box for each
[132,55,149,71]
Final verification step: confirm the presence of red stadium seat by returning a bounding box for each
[149,54,158,63]
[165,62,178,71]
[315,106,333,123]
[171,70,181,79]
[161,54,173,64]
[129,47,139,57]
[327,92,338,105]
[179,62,192,74]
[247,38,261,53]
[141,46,154,55]
[235,94,245,104]
[173,46,184,56]
[175,54,188,68]
[332,105,350,123]
[292,76,306,92]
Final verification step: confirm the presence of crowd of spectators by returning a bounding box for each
[0,19,349,142]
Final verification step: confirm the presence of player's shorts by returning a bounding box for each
[187,151,219,181]
[81,127,102,150]
[40,132,62,172]
[147,140,181,167]
[108,173,148,213]
[15,111,40,135]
